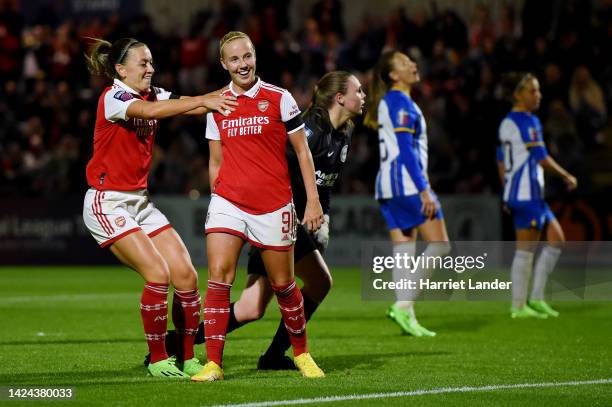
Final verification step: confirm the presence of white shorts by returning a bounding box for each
[83,188,171,247]
[205,194,297,251]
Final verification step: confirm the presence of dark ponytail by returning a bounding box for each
[85,37,145,79]
[364,50,397,129]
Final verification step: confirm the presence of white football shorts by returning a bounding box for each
[205,193,297,250]
[83,188,171,247]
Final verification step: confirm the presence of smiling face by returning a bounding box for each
[115,45,154,94]
[389,52,419,88]
[514,77,542,112]
[220,37,257,93]
[338,75,366,116]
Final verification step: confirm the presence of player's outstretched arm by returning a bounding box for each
[126,93,236,120]
[179,88,237,116]
[539,156,578,191]
[288,128,323,232]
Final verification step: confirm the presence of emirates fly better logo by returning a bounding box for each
[222,116,270,137]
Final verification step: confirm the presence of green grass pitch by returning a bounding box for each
[1,266,611,406]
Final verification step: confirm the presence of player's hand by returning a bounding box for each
[563,173,578,191]
[202,93,238,116]
[303,199,324,232]
[312,214,330,251]
[419,189,437,220]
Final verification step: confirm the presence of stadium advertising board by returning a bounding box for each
[4,195,610,266]
[0,199,115,264]
[19,0,142,24]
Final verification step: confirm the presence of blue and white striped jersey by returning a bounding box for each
[497,111,548,204]
[375,89,429,200]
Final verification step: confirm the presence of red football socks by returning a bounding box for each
[271,280,307,356]
[203,280,231,366]
[172,289,201,361]
[141,282,169,364]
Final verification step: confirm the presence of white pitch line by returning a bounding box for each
[207,378,612,407]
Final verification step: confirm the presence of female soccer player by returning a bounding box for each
[146,71,365,371]
[192,31,325,382]
[248,71,365,369]
[364,50,451,337]
[497,72,577,319]
[82,37,236,379]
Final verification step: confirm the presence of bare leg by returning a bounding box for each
[110,230,170,283]
[417,218,450,242]
[543,218,565,247]
[233,274,274,323]
[151,228,198,290]
[206,233,243,284]
[295,250,332,303]
[261,248,294,285]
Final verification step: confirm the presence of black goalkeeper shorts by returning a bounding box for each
[247,224,318,277]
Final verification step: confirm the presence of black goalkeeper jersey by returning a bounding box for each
[287,106,353,218]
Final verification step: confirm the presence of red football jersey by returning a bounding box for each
[206,78,304,214]
[86,79,172,190]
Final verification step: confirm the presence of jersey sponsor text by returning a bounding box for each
[222,116,270,137]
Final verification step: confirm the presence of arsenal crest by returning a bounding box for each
[257,100,270,112]
[115,216,126,228]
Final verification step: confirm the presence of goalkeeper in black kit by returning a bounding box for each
[145,71,366,369]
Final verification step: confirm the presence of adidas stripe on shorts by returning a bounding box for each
[83,188,171,247]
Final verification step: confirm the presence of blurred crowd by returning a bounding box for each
[1,0,611,199]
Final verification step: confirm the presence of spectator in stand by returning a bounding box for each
[568,65,607,149]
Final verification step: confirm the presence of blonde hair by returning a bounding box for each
[364,50,397,130]
[85,37,144,79]
[501,72,536,104]
[219,31,254,59]
[569,66,606,115]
